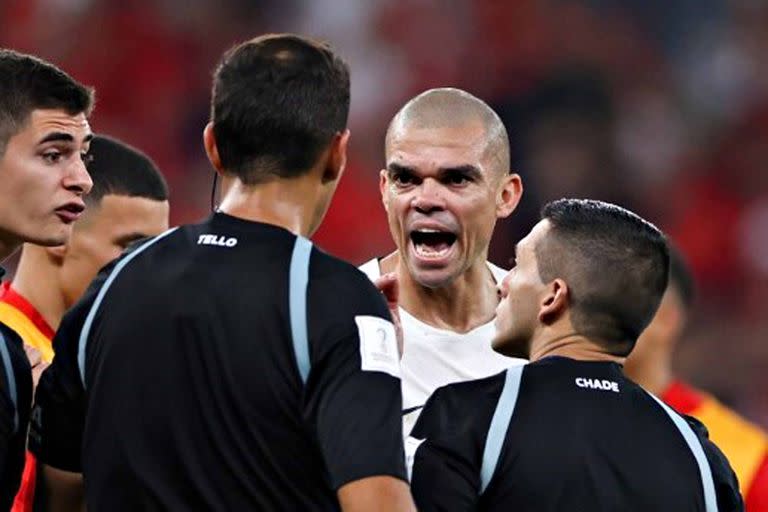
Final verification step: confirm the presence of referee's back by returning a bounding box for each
[28,34,415,511]
[410,199,743,511]
[72,213,404,509]
[411,357,742,511]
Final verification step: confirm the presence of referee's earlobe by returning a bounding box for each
[203,123,224,174]
[323,129,350,184]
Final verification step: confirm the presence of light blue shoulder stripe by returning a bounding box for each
[479,365,524,494]
[77,227,179,387]
[289,236,312,384]
[0,330,18,433]
[648,392,719,512]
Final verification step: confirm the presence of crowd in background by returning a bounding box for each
[2,0,766,426]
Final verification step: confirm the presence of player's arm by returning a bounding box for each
[409,388,481,512]
[35,466,85,512]
[338,476,414,512]
[306,271,415,512]
[687,415,745,512]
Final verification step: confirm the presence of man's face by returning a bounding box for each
[492,220,551,358]
[381,121,512,288]
[58,194,169,307]
[0,109,93,247]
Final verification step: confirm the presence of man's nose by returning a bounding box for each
[63,157,93,196]
[498,274,511,300]
[411,179,445,214]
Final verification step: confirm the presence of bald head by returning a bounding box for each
[386,88,510,174]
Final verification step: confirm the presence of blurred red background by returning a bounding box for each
[2,0,766,426]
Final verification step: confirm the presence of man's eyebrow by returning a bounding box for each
[439,164,482,179]
[38,132,94,145]
[387,162,415,174]
[38,132,74,145]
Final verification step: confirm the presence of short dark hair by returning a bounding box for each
[210,33,350,184]
[0,49,94,153]
[85,135,169,204]
[667,244,695,312]
[536,199,670,356]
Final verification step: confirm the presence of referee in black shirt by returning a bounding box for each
[29,34,415,511]
[409,199,743,511]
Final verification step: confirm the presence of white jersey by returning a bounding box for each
[359,258,526,433]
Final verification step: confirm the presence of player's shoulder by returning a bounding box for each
[698,393,768,442]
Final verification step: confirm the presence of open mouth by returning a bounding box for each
[410,229,458,259]
[55,203,86,223]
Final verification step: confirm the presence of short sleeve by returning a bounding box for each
[28,261,113,472]
[303,267,406,489]
[687,415,745,512]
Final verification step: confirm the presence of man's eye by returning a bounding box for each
[446,173,469,185]
[42,151,62,164]
[393,173,414,185]
[81,152,94,165]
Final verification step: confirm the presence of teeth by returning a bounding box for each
[414,244,451,258]
[416,228,441,233]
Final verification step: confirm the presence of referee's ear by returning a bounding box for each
[203,122,224,175]
[539,278,569,324]
[322,129,350,184]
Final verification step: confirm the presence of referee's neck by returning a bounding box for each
[529,333,626,366]
[216,174,325,238]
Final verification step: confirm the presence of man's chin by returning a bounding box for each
[410,266,457,289]
[492,335,529,360]
[26,226,72,247]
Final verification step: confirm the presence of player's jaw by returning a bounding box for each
[23,199,86,246]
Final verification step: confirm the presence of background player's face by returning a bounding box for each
[0,109,93,248]
[381,120,509,288]
[58,194,169,307]
[492,220,551,358]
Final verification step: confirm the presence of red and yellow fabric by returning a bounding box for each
[0,282,55,512]
[664,380,768,511]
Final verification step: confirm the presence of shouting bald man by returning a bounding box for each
[360,88,525,433]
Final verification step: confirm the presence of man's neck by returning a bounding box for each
[626,359,674,395]
[0,234,22,263]
[217,174,320,238]
[380,252,499,333]
[529,332,626,366]
[12,246,65,331]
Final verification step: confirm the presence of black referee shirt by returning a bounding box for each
[410,356,743,512]
[0,321,31,510]
[29,212,406,510]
